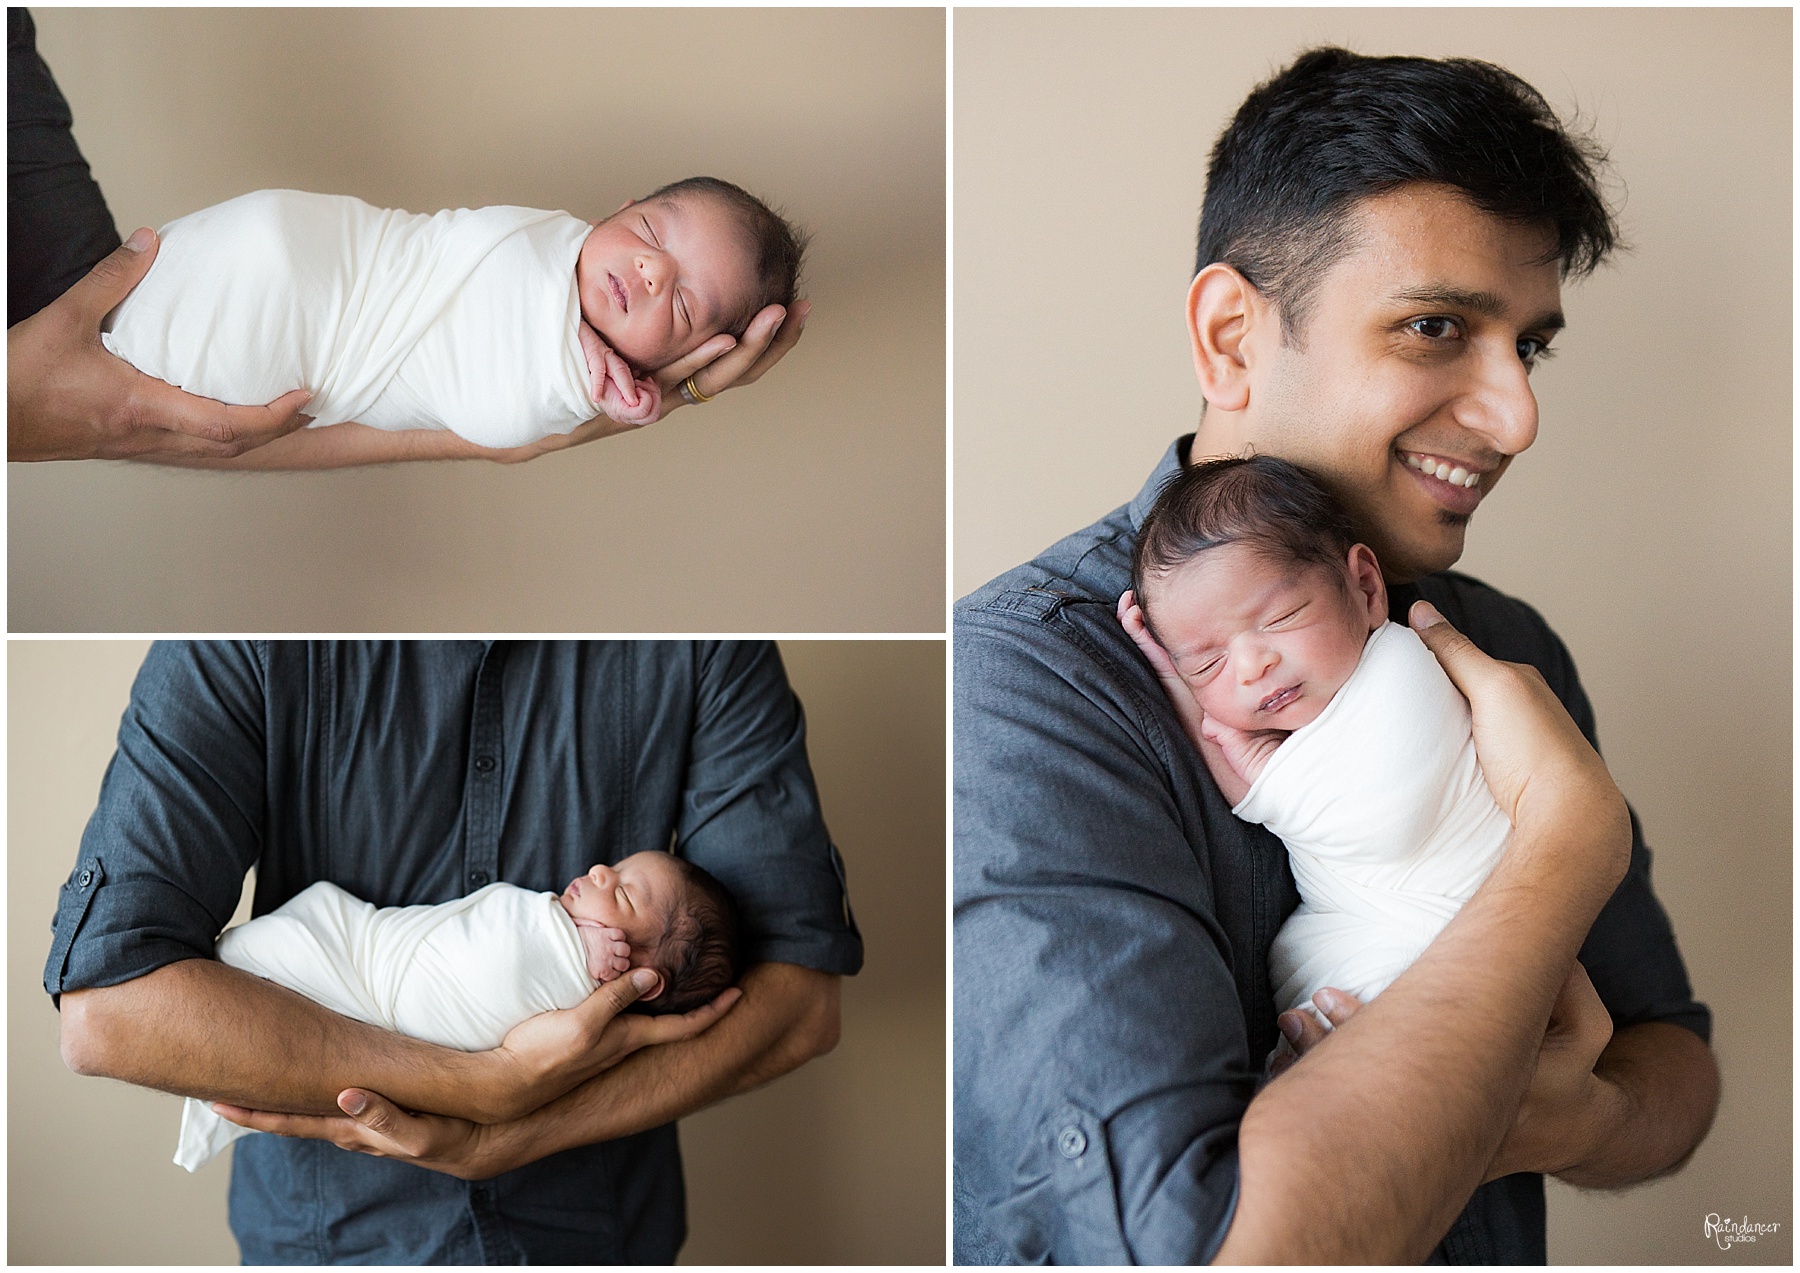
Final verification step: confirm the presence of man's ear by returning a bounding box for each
[1345,543,1388,628]
[1186,263,1273,414]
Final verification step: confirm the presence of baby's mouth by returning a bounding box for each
[608,273,629,313]
[1259,684,1301,713]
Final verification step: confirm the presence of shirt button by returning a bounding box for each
[1056,1126,1087,1159]
[468,869,491,887]
[473,756,496,774]
[77,869,93,888]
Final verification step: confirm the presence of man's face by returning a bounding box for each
[1230,184,1566,582]
[577,195,759,372]
[558,851,681,948]
[1146,544,1377,734]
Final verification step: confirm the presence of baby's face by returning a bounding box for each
[576,194,759,373]
[557,851,684,951]
[1146,542,1383,734]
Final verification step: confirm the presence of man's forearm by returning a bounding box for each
[1553,1021,1719,1188]
[482,962,840,1171]
[1217,810,1630,1263]
[147,420,500,469]
[59,957,500,1119]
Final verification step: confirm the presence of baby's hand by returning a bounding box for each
[1198,716,1286,788]
[574,920,632,983]
[580,324,661,427]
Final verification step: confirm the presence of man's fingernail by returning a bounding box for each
[124,228,153,252]
[343,1092,367,1116]
[1410,600,1445,630]
[1278,1014,1302,1044]
[631,969,657,991]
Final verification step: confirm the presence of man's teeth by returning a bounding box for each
[1404,453,1481,488]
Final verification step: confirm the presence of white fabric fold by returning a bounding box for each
[1233,621,1512,1017]
[174,880,595,1172]
[102,190,600,448]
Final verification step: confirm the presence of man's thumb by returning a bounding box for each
[605,967,661,1008]
[75,228,158,316]
[1409,599,1485,690]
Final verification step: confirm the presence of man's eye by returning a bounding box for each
[1409,316,1461,341]
[1517,336,1556,367]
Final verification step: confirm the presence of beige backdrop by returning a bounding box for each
[8,639,945,1265]
[11,8,945,632]
[956,9,1789,1265]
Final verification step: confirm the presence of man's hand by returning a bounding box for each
[472,969,742,1123]
[652,299,810,421]
[7,227,313,461]
[1409,601,1629,874]
[1271,967,1616,1182]
[212,1088,506,1181]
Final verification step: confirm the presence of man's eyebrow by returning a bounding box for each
[1390,286,1566,333]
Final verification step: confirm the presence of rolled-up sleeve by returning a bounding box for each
[954,610,1250,1265]
[45,641,268,1003]
[675,641,863,976]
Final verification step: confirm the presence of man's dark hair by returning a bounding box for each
[646,175,808,338]
[637,856,744,1017]
[1131,455,1360,645]
[1195,47,1620,340]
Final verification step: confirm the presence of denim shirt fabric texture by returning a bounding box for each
[47,640,863,1265]
[953,436,1709,1265]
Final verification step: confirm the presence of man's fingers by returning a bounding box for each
[67,227,159,321]
[655,332,739,389]
[338,1088,412,1146]
[629,985,744,1047]
[131,381,313,455]
[1312,987,1364,1028]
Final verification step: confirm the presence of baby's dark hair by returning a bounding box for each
[1131,455,1360,645]
[637,856,744,1017]
[646,175,808,338]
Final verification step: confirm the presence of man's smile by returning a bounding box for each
[1398,449,1490,516]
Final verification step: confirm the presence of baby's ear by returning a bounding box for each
[615,198,636,214]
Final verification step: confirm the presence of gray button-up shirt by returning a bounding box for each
[954,437,1707,1265]
[48,641,863,1265]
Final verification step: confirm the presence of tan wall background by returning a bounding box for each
[8,639,945,1264]
[11,8,945,632]
[957,9,1789,1264]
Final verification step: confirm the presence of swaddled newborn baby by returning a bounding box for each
[174,850,740,1171]
[102,177,805,448]
[1127,455,1511,1028]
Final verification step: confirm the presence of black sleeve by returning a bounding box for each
[1426,573,1712,1043]
[9,7,121,327]
[44,642,269,1005]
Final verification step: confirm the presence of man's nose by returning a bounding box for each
[1458,343,1540,456]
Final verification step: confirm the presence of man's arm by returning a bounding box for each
[1213,604,1634,1262]
[59,955,736,1125]
[213,961,839,1176]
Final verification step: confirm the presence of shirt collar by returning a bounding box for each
[1128,434,1194,532]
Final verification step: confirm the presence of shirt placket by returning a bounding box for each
[463,643,506,893]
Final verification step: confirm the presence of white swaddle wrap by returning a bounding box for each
[174,880,596,1172]
[1233,621,1512,1018]
[102,190,601,448]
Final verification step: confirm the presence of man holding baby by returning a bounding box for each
[955,48,1716,1263]
[49,641,861,1263]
